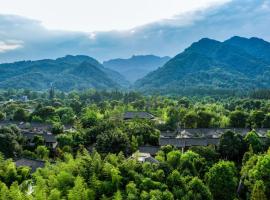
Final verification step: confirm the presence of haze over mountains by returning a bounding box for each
[1,36,270,94]
[103,55,170,83]
[135,36,270,95]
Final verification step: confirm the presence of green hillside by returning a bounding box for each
[0,55,129,91]
[135,37,270,95]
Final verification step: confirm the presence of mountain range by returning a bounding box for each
[1,36,270,94]
[103,55,170,83]
[0,55,129,91]
[134,36,270,95]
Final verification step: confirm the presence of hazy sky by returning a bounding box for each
[0,0,229,31]
[0,0,270,62]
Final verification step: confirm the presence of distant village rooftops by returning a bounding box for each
[15,158,45,173]
[0,121,52,131]
[159,137,220,148]
[139,146,160,156]
[131,152,159,163]
[158,128,269,149]
[123,111,155,120]
[22,131,58,149]
[160,128,269,138]
[0,121,72,132]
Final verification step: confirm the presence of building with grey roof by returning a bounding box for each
[159,137,220,148]
[163,128,269,138]
[123,111,155,120]
[22,131,58,149]
[131,152,159,164]
[139,146,160,155]
[15,158,45,173]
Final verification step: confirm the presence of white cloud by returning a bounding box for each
[0,40,23,53]
[0,0,269,63]
[261,0,270,10]
[0,0,229,32]
[88,33,96,40]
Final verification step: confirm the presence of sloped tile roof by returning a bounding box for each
[123,112,155,120]
[15,158,45,173]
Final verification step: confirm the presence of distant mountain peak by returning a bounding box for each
[188,38,220,50]
[103,55,170,83]
[56,55,100,65]
[135,36,270,95]
[0,54,128,91]
[197,37,219,43]
[225,35,270,62]
[227,35,246,40]
[226,36,268,44]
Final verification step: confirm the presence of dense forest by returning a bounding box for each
[0,55,129,91]
[0,89,270,199]
[135,36,270,95]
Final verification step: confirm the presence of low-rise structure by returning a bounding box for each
[22,131,58,149]
[123,111,155,120]
[139,146,160,156]
[131,152,159,163]
[15,158,45,173]
[159,137,220,148]
[160,128,269,138]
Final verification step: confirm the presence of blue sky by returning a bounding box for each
[0,0,269,62]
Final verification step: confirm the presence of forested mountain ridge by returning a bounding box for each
[103,55,170,83]
[0,55,129,91]
[1,37,270,95]
[135,37,270,95]
[225,36,270,63]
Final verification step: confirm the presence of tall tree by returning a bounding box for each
[251,180,267,200]
[183,177,212,200]
[218,131,246,162]
[244,130,263,153]
[68,176,94,200]
[206,161,238,200]
[229,110,248,128]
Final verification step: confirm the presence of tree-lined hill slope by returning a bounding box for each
[135,37,270,95]
[0,55,129,91]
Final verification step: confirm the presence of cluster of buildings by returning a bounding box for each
[0,121,57,172]
[0,121,58,150]
[1,111,268,171]
[126,112,269,163]
[5,95,29,103]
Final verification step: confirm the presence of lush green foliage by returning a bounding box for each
[135,37,270,95]
[0,90,270,199]
[0,55,128,91]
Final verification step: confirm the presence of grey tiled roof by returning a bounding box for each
[131,152,159,163]
[160,131,176,137]
[207,138,220,146]
[139,146,160,155]
[145,156,159,163]
[0,121,52,130]
[159,127,270,148]
[159,137,220,147]
[123,112,155,120]
[159,137,185,148]
[22,131,57,143]
[15,158,45,173]
[172,128,270,138]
